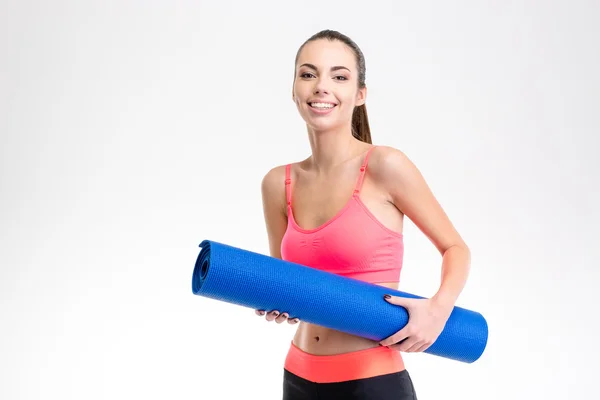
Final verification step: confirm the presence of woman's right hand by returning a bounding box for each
[255,309,300,324]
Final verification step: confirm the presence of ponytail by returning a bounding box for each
[352,104,372,144]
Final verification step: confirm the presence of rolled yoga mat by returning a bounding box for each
[191,239,488,363]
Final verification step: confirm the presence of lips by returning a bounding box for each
[308,102,336,114]
[308,101,337,107]
[307,101,337,116]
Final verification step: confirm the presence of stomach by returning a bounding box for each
[292,281,400,355]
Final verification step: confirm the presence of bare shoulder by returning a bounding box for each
[368,145,466,254]
[367,144,431,202]
[261,164,287,196]
[367,145,418,185]
[261,163,290,218]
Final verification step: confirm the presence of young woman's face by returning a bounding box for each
[293,39,366,132]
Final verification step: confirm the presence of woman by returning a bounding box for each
[256,30,471,400]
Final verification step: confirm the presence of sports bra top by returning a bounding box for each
[280,146,404,283]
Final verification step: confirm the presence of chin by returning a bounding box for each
[309,122,343,134]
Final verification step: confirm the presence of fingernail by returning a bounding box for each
[273,312,279,316]
[384,295,391,299]
[259,311,265,315]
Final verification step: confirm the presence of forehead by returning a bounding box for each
[296,39,355,70]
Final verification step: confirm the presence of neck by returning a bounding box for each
[306,123,365,173]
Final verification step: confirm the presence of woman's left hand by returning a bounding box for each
[379,295,453,353]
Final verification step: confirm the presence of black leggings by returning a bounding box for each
[283,368,417,400]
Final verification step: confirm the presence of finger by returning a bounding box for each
[394,336,421,352]
[287,317,300,324]
[255,310,265,316]
[383,337,406,349]
[275,312,289,324]
[414,342,432,353]
[266,310,280,322]
[404,339,425,353]
[384,295,414,309]
[380,324,412,347]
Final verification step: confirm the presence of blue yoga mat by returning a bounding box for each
[192,239,488,363]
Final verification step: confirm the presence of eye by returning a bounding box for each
[300,72,315,78]
[334,76,348,81]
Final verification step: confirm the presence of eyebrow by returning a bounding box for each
[298,63,351,73]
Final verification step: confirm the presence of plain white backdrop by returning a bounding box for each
[1,1,599,399]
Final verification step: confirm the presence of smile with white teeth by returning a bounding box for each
[309,102,336,109]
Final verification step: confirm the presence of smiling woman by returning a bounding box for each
[291,31,372,146]
[256,29,471,400]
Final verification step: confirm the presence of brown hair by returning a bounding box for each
[294,30,372,144]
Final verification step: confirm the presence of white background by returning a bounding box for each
[1,1,599,399]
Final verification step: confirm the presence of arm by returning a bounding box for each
[261,165,288,259]
[374,146,471,351]
[375,146,471,311]
[258,166,299,324]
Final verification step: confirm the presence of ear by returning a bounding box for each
[356,85,367,107]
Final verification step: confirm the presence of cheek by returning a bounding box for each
[292,88,305,106]
[338,97,356,114]
[340,91,358,105]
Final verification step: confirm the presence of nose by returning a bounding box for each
[313,76,330,95]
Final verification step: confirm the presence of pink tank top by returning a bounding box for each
[280,146,404,283]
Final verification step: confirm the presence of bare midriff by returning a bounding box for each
[292,281,400,355]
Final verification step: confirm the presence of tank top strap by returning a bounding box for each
[353,146,377,195]
[285,164,292,207]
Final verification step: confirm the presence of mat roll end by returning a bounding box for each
[469,315,489,363]
[192,240,212,294]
